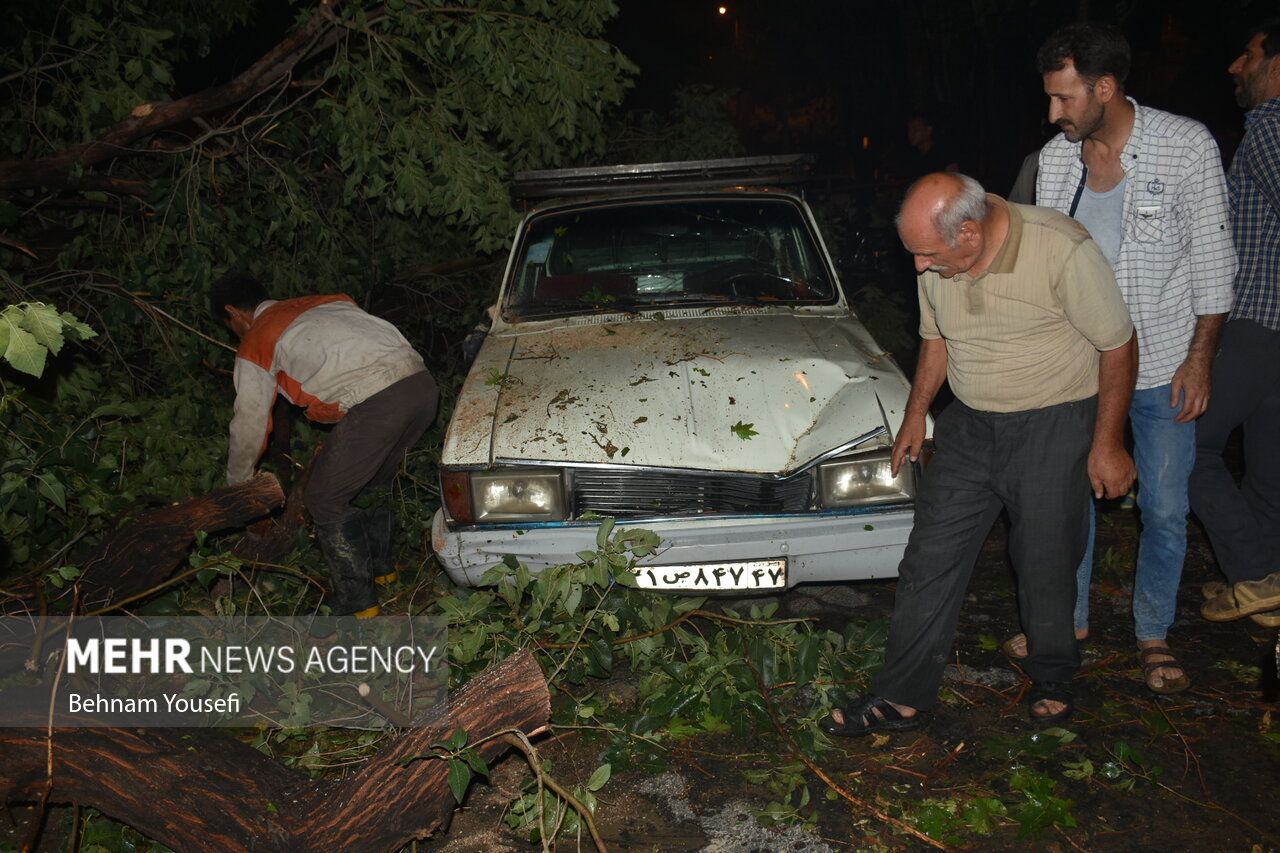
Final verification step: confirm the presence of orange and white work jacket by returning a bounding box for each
[227,295,426,484]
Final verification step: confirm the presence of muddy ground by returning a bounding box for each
[427,504,1280,853]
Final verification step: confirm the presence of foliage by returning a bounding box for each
[441,518,888,750]
[0,303,96,377]
[1007,766,1077,838]
[435,519,899,841]
[0,0,639,468]
[0,0,639,576]
[505,757,610,842]
[743,760,819,828]
[399,727,491,804]
[0,303,214,576]
[0,358,227,575]
[904,796,1008,844]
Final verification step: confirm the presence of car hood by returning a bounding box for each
[443,312,911,475]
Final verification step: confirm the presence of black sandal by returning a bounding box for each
[820,694,928,738]
[1027,681,1073,726]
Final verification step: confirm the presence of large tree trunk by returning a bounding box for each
[0,450,546,852]
[0,472,285,678]
[0,649,550,853]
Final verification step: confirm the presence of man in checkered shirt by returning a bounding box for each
[1194,17,1280,629]
[1030,23,1236,694]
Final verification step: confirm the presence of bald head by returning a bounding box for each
[897,173,988,242]
[896,173,995,277]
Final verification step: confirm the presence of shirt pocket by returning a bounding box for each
[1131,204,1166,243]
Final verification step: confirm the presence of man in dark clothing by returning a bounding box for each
[1193,19,1280,627]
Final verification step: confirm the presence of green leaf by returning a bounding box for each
[59,312,97,341]
[35,474,67,511]
[563,582,582,616]
[795,634,820,684]
[586,762,611,791]
[18,303,66,356]
[1,315,46,376]
[962,796,1007,835]
[446,759,472,803]
[730,421,758,440]
[595,517,616,549]
[462,749,489,776]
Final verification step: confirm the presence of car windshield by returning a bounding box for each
[504,197,839,318]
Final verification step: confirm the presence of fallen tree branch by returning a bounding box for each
[0,472,285,677]
[0,0,345,192]
[500,731,608,853]
[0,649,551,853]
[740,641,954,852]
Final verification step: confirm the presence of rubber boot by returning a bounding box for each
[365,503,399,585]
[313,515,380,619]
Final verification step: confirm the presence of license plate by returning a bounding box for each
[630,559,787,591]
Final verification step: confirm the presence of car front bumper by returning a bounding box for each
[430,507,912,589]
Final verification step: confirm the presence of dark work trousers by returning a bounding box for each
[1189,318,1280,584]
[870,396,1096,710]
[305,371,439,524]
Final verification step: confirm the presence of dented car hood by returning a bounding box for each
[443,311,911,475]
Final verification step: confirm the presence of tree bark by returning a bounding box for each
[0,649,551,853]
[71,472,284,609]
[0,472,285,677]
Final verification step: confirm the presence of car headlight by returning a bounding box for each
[440,468,567,524]
[817,449,915,508]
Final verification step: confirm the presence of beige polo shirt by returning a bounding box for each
[918,197,1133,413]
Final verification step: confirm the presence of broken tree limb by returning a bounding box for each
[0,649,551,853]
[0,0,346,192]
[64,471,284,609]
[0,472,285,677]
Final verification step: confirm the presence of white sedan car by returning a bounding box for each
[432,157,924,593]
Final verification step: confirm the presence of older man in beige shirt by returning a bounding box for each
[823,172,1136,735]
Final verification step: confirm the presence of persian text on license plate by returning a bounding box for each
[631,559,786,591]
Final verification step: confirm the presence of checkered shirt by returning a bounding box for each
[1037,99,1237,389]
[1228,95,1280,330]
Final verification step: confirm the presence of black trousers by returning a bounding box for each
[870,396,1095,710]
[304,371,439,524]
[1190,318,1280,584]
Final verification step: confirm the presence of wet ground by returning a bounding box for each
[426,503,1280,852]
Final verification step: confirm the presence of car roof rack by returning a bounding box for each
[513,154,814,199]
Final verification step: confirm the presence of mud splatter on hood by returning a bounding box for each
[442,312,912,475]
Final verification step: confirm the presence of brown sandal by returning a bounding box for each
[1138,646,1191,694]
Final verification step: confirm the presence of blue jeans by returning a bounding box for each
[1075,385,1194,641]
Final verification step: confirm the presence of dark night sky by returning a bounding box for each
[606,0,1278,193]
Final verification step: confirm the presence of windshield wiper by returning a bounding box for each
[507,297,639,318]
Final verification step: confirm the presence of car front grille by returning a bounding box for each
[571,468,814,517]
